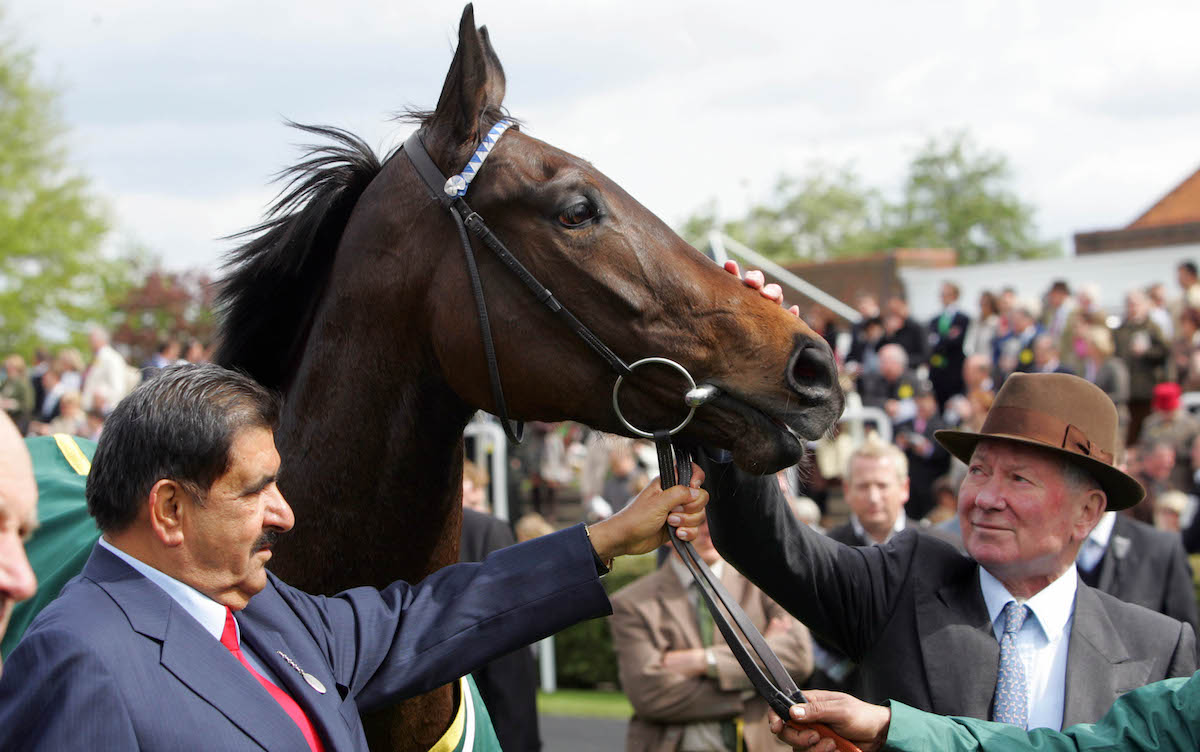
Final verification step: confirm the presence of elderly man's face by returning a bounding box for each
[844,454,908,539]
[0,425,38,672]
[879,348,905,381]
[959,440,1099,584]
[179,426,294,610]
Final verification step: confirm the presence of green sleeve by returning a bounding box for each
[885,673,1199,752]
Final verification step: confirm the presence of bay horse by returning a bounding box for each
[214,5,843,750]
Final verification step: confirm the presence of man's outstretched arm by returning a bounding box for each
[771,677,1200,752]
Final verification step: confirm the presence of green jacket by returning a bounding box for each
[1,435,100,657]
[886,671,1199,751]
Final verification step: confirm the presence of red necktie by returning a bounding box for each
[221,607,325,752]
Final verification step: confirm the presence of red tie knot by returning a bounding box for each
[220,606,240,652]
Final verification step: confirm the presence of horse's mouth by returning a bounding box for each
[689,389,842,475]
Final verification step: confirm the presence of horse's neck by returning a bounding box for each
[272,353,474,593]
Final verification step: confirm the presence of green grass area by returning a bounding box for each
[537,689,633,719]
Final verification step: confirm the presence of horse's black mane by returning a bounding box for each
[213,110,510,390]
[213,123,386,389]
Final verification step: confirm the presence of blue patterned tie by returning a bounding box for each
[993,601,1030,728]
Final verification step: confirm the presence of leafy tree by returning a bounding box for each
[110,265,217,364]
[885,131,1059,264]
[0,17,116,355]
[681,132,1060,265]
[681,164,888,262]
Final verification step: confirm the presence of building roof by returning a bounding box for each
[1128,165,1200,229]
[1074,163,1200,254]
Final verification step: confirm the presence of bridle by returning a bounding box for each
[402,121,858,752]
[401,119,715,445]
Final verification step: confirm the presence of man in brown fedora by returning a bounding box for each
[700,372,1195,731]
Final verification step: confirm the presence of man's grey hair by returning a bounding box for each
[1060,458,1101,495]
[878,343,908,369]
[845,434,908,482]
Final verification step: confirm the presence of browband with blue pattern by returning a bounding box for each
[442,119,514,198]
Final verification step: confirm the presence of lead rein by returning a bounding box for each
[654,435,862,752]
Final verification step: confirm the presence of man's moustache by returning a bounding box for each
[254,530,279,551]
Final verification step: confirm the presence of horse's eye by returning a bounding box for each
[557,200,596,228]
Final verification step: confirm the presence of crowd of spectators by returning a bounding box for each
[795,261,1200,539]
[0,332,212,443]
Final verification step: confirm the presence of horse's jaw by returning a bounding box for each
[681,386,844,475]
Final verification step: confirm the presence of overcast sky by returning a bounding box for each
[7,0,1200,272]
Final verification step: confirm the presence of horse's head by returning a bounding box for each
[414,6,843,474]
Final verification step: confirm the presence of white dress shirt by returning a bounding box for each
[98,537,283,685]
[1076,511,1117,573]
[849,513,907,545]
[82,345,131,414]
[979,565,1077,730]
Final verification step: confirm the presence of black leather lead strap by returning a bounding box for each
[654,432,808,721]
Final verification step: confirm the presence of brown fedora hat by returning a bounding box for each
[934,373,1144,510]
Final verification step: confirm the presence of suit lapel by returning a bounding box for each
[159,609,308,750]
[85,546,313,751]
[1062,586,1131,727]
[655,565,703,647]
[243,622,351,751]
[1096,517,1132,596]
[917,565,1000,718]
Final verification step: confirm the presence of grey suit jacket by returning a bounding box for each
[1087,514,1198,634]
[701,456,1196,727]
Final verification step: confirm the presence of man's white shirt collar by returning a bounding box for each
[850,513,906,545]
[98,537,234,643]
[979,565,1076,644]
[1076,512,1117,572]
[1085,511,1117,548]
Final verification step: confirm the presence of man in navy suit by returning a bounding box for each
[0,365,708,751]
[927,281,970,408]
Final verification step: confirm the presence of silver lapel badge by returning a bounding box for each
[276,650,328,694]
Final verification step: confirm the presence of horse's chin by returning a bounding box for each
[692,392,840,476]
[724,426,806,475]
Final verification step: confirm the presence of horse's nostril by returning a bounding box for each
[787,341,835,397]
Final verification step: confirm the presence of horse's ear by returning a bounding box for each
[430,4,506,147]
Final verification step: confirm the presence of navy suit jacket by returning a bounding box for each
[0,525,610,751]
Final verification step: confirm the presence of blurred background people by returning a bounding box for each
[927,281,970,409]
[0,356,34,434]
[1116,290,1170,444]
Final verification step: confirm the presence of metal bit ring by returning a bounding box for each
[611,357,698,439]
